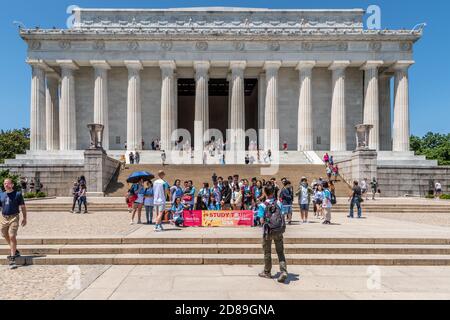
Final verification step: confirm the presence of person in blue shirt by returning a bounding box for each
[256,182,288,283]
[210,181,222,204]
[207,194,221,211]
[1,178,27,270]
[130,179,145,225]
[187,180,196,210]
[170,197,185,227]
[143,181,154,224]
[280,180,294,225]
[198,182,210,207]
[170,179,184,205]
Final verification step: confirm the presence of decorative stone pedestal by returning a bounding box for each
[351,149,378,183]
[84,149,120,197]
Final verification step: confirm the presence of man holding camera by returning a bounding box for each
[256,182,288,283]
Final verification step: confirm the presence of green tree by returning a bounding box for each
[410,132,450,166]
[0,128,30,164]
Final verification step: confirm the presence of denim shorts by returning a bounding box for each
[282,205,292,214]
[300,204,309,211]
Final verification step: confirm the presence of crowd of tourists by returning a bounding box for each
[125,169,338,231]
[18,177,43,195]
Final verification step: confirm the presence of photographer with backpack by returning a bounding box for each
[257,182,288,283]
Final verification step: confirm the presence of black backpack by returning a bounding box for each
[331,193,337,205]
[264,202,286,235]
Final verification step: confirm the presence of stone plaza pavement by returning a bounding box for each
[1,198,450,300]
[66,265,450,300]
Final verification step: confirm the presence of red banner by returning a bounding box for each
[183,210,254,227]
[182,210,203,227]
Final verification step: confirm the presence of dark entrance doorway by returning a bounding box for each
[177,78,259,148]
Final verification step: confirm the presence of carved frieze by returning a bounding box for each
[268,41,280,51]
[29,41,42,50]
[369,41,382,52]
[93,40,105,51]
[59,40,71,50]
[128,41,139,51]
[400,41,412,51]
[195,41,208,51]
[233,41,245,51]
[160,40,173,51]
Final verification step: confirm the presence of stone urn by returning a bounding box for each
[355,124,373,151]
[87,123,104,150]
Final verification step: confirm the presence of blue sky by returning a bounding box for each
[0,0,448,136]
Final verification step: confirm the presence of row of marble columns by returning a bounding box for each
[28,59,412,153]
[296,59,413,152]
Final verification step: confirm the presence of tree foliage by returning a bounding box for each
[0,128,30,164]
[410,132,450,166]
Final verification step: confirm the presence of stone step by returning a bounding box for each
[3,237,450,246]
[3,253,450,266]
[23,204,450,213]
[105,164,351,197]
[3,244,450,256]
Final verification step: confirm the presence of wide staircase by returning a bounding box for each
[2,237,450,266]
[105,164,351,197]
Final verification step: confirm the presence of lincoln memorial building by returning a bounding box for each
[19,7,423,164]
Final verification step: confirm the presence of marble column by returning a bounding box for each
[227,74,232,131]
[361,61,383,150]
[125,60,143,151]
[173,71,178,138]
[194,61,210,153]
[57,60,78,151]
[159,60,176,151]
[379,73,393,151]
[229,61,247,155]
[258,72,266,149]
[329,61,350,152]
[28,60,47,151]
[296,61,316,151]
[45,72,60,151]
[263,61,281,153]
[393,61,414,152]
[91,60,110,150]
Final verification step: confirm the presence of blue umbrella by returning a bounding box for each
[127,171,155,184]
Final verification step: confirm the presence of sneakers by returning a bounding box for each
[258,272,272,279]
[8,257,18,270]
[154,225,163,232]
[14,250,21,258]
[347,215,354,218]
[130,220,134,225]
[277,272,288,283]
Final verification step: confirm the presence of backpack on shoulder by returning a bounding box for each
[264,202,286,236]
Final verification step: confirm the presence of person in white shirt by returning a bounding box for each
[360,178,368,200]
[435,182,443,198]
[153,171,170,232]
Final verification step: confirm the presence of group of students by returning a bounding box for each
[125,170,339,231]
[323,153,340,182]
